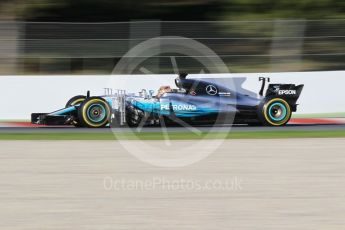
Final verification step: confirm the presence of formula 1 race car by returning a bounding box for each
[31,73,304,128]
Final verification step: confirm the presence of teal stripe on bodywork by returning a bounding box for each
[132,100,219,117]
[51,106,76,115]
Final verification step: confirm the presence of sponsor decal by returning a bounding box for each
[278,90,296,95]
[161,104,197,111]
[273,86,280,92]
[219,92,231,96]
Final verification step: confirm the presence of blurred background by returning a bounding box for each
[0,0,344,75]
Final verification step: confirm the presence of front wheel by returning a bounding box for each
[78,97,111,128]
[258,97,292,126]
[66,95,87,127]
[65,95,86,107]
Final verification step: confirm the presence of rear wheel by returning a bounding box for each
[258,97,292,126]
[78,97,111,128]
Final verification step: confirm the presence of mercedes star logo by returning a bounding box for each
[206,85,218,95]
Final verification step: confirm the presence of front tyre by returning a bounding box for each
[66,95,87,127]
[258,97,292,126]
[78,97,111,128]
[65,95,86,107]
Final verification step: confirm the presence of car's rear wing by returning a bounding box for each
[265,84,304,100]
[258,77,304,111]
[258,77,303,100]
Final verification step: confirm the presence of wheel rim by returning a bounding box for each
[268,102,287,121]
[86,104,106,123]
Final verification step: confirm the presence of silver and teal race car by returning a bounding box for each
[31,73,304,128]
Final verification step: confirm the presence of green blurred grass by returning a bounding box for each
[292,113,345,118]
[1,130,345,140]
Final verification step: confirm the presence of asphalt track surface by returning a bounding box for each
[1,139,345,229]
[0,124,345,133]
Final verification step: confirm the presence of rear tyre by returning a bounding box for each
[258,97,292,126]
[78,97,111,128]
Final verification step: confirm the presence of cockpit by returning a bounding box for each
[157,85,172,98]
[156,76,189,98]
[155,73,232,98]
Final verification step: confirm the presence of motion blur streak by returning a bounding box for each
[0,139,344,229]
[0,20,344,75]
